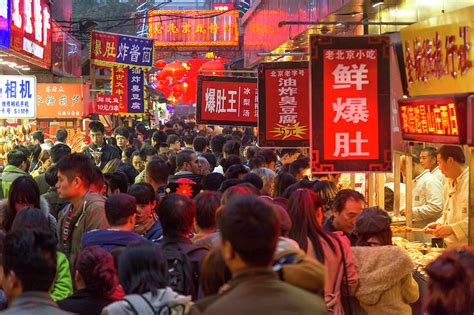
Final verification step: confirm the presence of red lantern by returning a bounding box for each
[154,59,167,69]
[156,71,168,80]
[201,60,225,75]
[163,61,187,79]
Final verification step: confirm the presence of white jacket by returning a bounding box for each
[436,167,469,247]
[411,170,443,228]
[431,166,446,186]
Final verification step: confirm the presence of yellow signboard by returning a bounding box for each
[400,6,474,96]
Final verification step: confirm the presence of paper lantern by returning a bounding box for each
[154,59,167,69]
[163,61,187,79]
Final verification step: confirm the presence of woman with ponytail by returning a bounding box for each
[425,248,474,315]
[58,246,117,315]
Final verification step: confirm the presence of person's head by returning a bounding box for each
[118,241,168,295]
[151,130,167,147]
[2,230,56,301]
[400,154,424,178]
[252,168,276,196]
[193,136,208,153]
[49,143,71,164]
[424,248,474,315]
[6,150,28,171]
[10,207,52,239]
[127,183,157,225]
[5,177,41,232]
[139,145,158,163]
[27,143,41,162]
[256,149,278,171]
[312,180,338,216]
[183,134,195,148]
[131,151,145,173]
[122,147,136,164]
[56,128,68,143]
[105,193,137,229]
[221,155,243,174]
[273,173,297,197]
[223,140,241,158]
[176,149,201,175]
[225,164,248,179]
[44,165,59,188]
[289,157,311,181]
[220,183,259,206]
[198,156,211,176]
[201,173,225,191]
[89,121,106,147]
[90,166,106,194]
[420,147,438,171]
[210,134,226,154]
[243,145,259,162]
[194,191,221,233]
[220,195,279,271]
[31,130,44,144]
[145,159,169,188]
[437,145,466,180]
[279,149,300,165]
[354,207,392,246]
[115,127,130,150]
[73,246,116,297]
[104,171,129,196]
[56,153,96,200]
[200,248,231,296]
[249,155,266,170]
[201,152,217,172]
[166,134,181,152]
[332,189,365,234]
[158,194,195,236]
[242,172,263,191]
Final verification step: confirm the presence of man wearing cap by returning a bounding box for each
[425,145,469,247]
[81,193,143,252]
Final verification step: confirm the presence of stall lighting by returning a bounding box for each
[372,0,384,7]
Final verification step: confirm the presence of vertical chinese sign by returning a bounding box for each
[36,83,83,119]
[196,76,258,127]
[0,75,36,118]
[310,35,391,173]
[258,61,309,148]
[10,0,51,68]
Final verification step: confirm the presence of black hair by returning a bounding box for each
[421,147,438,159]
[221,155,243,174]
[56,129,68,142]
[105,194,136,226]
[6,150,28,167]
[333,189,365,213]
[194,191,221,230]
[223,140,241,156]
[89,121,105,134]
[279,148,299,158]
[128,183,157,205]
[158,194,195,236]
[56,153,96,187]
[312,180,338,215]
[5,177,41,232]
[139,145,158,161]
[91,165,105,190]
[256,149,278,164]
[193,136,208,152]
[220,195,279,267]
[50,143,71,163]
[44,165,58,187]
[31,130,45,143]
[166,134,180,146]
[225,164,248,179]
[219,179,244,193]
[210,134,226,153]
[104,171,129,194]
[242,172,263,190]
[3,230,57,292]
[145,159,169,184]
[176,149,195,170]
[438,145,465,164]
[152,130,167,145]
[281,178,315,199]
[201,173,225,191]
[118,241,169,295]
[183,134,196,146]
[27,143,41,160]
[274,173,297,197]
[123,147,136,160]
[115,127,130,139]
[289,157,310,177]
[201,152,217,171]
[249,155,266,170]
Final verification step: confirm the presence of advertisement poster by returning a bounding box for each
[37,83,83,118]
[0,75,36,118]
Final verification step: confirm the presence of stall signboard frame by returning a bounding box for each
[310,35,392,173]
[0,75,36,118]
[258,61,310,148]
[37,83,83,119]
[196,75,258,127]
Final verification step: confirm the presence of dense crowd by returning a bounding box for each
[0,119,471,315]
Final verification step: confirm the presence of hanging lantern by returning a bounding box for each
[201,60,225,75]
[163,61,187,79]
[154,59,167,69]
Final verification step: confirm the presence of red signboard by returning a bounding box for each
[95,94,120,115]
[10,0,52,68]
[111,66,128,113]
[196,76,257,127]
[310,36,392,173]
[258,61,310,148]
[398,94,471,144]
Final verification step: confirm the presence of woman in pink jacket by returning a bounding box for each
[287,189,359,314]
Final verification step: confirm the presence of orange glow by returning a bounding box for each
[400,102,459,135]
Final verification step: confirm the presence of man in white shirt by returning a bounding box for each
[420,147,446,185]
[424,145,469,247]
[400,154,443,228]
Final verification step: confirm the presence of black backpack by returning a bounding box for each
[159,241,204,299]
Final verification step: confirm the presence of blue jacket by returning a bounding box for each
[81,229,143,252]
[143,220,163,242]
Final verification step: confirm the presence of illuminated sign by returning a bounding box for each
[258,61,310,148]
[310,35,392,173]
[0,75,36,118]
[147,10,239,47]
[37,83,83,118]
[398,94,471,144]
[52,21,81,77]
[400,6,474,96]
[213,4,234,11]
[10,0,51,68]
[0,0,10,49]
[196,76,257,127]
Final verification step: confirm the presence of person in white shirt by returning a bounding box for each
[400,154,443,228]
[424,145,469,247]
[420,147,446,185]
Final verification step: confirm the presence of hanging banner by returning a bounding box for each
[0,0,10,49]
[111,66,128,112]
[37,83,83,119]
[196,76,258,127]
[95,94,120,115]
[310,35,392,173]
[0,75,36,118]
[90,31,154,69]
[10,0,52,68]
[127,67,145,113]
[258,61,309,148]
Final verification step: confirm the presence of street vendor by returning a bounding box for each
[424,145,468,247]
[419,147,446,185]
[399,154,443,228]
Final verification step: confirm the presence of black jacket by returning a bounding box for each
[85,143,121,169]
[323,216,357,246]
[58,289,113,315]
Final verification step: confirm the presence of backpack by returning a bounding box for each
[159,240,205,299]
[123,293,187,315]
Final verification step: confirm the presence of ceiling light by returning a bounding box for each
[372,0,384,7]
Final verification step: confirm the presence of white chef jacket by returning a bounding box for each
[411,170,444,228]
[436,167,469,247]
[431,166,447,186]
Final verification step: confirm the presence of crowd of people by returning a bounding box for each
[0,118,471,315]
